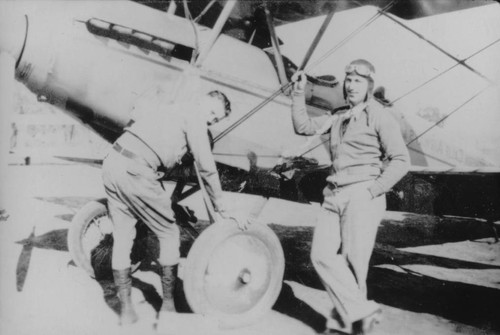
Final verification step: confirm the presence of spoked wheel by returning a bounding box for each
[67,199,143,278]
[183,221,285,328]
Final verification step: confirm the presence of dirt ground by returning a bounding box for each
[1,162,499,335]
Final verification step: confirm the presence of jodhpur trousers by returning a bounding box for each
[311,180,385,323]
[102,150,180,270]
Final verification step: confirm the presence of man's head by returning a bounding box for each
[201,90,231,126]
[343,59,376,106]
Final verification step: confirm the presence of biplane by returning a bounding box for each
[1,0,499,327]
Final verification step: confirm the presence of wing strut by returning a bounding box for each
[213,2,339,142]
[195,0,217,23]
[214,1,396,144]
[263,2,288,90]
[167,0,176,15]
[299,3,336,71]
[195,0,237,67]
[306,0,397,72]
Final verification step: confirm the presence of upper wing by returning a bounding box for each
[277,4,500,173]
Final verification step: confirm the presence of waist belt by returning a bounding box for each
[113,142,151,168]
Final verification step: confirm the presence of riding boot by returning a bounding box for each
[160,265,177,312]
[113,268,139,325]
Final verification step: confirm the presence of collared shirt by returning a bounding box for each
[125,100,225,212]
[292,91,410,198]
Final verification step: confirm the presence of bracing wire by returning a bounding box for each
[302,7,500,157]
[305,0,397,73]
[214,1,397,144]
[375,6,495,85]
[299,87,491,158]
[213,82,294,143]
[293,36,500,158]
[393,36,500,104]
[394,35,500,146]
[406,87,489,146]
[214,0,496,162]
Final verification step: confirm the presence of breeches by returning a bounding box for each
[102,151,180,270]
[310,180,386,322]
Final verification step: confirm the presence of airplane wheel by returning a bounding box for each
[183,222,284,328]
[67,199,141,278]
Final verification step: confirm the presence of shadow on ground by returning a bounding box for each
[273,283,327,333]
[18,196,500,333]
[368,266,500,332]
[271,221,500,333]
[378,213,498,248]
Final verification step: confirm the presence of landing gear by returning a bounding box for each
[67,199,142,278]
[183,222,285,328]
[67,200,285,327]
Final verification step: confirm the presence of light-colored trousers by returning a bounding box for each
[102,151,180,270]
[311,180,385,323]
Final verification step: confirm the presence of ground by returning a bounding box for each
[1,161,499,335]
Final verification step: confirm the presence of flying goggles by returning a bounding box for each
[345,63,375,80]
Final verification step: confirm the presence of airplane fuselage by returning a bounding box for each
[8,1,336,172]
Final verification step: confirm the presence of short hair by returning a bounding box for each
[207,90,231,117]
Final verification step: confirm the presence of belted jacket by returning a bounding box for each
[126,100,225,212]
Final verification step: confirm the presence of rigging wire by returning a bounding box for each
[391,36,500,146]
[214,1,396,144]
[393,36,500,104]
[298,12,500,158]
[212,0,496,166]
[375,6,495,85]
[297,36,500,158]
[294,0,500,159]
[305,0,397,73]
[405,87,489,146]
[266,0,397,157]
[213,81,294,143]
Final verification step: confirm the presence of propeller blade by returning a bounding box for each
[16,227,36,292]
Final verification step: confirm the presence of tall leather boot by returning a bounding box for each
[160,265,177,312]
[113,268,138,325]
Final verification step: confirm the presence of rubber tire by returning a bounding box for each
[183,222,285,328]
[67,199,141,278]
